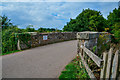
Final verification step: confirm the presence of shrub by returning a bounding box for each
[2,28,22,53]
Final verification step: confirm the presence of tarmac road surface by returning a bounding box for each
[2,40,77,78]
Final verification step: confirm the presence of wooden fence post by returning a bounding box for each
[118,53,120,80]
[105,48,113,79]
[17,39,21,50]
[82,40,85,58]
[100,52,108,79]
[77,40,81,68]
[111,50,119,79]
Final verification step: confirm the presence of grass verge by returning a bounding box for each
[59,57,90,80]
[1,50,22,56]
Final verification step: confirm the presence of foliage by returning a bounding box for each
[107,8,120,31]
[59,57,89,80]
[107,8,120,43]
[1,15,17,31]
[16,33,31,48]
[112,22,120,43]
[2,27,23,53]
[38,27,62,33]
[97,33,111,57]
[1,15,23,53]
[93,46,97,53]
[63,8,106,32]
[25,25,36,32]
[38,27,55,33]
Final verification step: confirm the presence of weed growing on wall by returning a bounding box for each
[97,33,111,57]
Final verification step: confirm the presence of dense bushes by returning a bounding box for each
[2,27,22,53]
[1,15,23,54]
[107,8,120,43]
[111,22,120,43]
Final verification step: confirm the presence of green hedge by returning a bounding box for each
[2,29,18,54]
[2,28,31,54]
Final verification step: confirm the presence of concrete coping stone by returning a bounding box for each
[26,32,38,35]
[77,31,106,40]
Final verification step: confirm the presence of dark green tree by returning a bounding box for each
[38,27,61,33]
[63,9,106,32]
[25,25,35,32]
[1,15,17,31]
[107,8,120,33]
[107,8,120,43]
[1,15,23,53]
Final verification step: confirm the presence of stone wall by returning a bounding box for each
[17,32,77,50]
[77,31,111,52]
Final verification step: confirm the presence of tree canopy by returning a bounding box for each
[1,15,18,31]
[107,8,120,42]
[107,8,120,32]
[25,25,36,32]
[63,9,107,32]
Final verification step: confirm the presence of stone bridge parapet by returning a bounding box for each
[77,31,110,53]
[17,32,77,50]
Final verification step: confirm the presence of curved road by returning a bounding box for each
[2,40,77,78]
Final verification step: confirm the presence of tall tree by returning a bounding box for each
[107,8,120,33]
[0,15,17,31]
[107,8,120,42]
[25,25,35,32]
[63,9,106,32]
[1,15,23,53]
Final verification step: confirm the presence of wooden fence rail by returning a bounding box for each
[80,45,103,67]
[79,52,96,79]
[79,44,103,79]
[78,44,119,79]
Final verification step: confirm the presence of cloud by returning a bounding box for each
[1,2,118,30]
[1,0,119,2]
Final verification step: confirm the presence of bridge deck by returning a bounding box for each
[2,40,77,78]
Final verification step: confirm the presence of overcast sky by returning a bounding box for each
[1,1,119,30]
